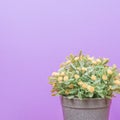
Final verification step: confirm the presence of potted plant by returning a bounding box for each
[49,51,120,120]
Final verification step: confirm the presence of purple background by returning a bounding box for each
[0,0,120,120]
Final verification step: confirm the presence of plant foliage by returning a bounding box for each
[49,51,120,99]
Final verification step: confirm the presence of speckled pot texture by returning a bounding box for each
[61,96,112,120]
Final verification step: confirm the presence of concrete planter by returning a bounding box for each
[61,96,111,120]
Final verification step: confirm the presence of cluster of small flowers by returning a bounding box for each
[78,81,94,93]
[49,52,120,97]
[60,56,109,68]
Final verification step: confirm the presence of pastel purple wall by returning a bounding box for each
[0,0,120,120]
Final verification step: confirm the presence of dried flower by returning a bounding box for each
[81,67,87,72]
[52,83,56,87]
[112,64,117,69]
[60,72,65,76]
[82,83,88,89]
[52,72,59,76]
[51,89,56,93]
[74,74,80,79]
[64,76,69,81]
[96,59,101,63]
[52,93,56,96]
[114,80,120,85]
[109,86,112,89]
[60,62,65,68]
[102,75,107,80]
[69,84,74,89]
[87,86,95,93]
[78,81,83,86]
[58,77,63,81]
[107,69,113,75]
[92,61,96,64]
[88,57,94,61]
[74,57,79,61]
[118,73,120,77]
[65,90,70,95]
[91,75,96,81]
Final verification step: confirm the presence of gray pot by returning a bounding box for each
[61,96,112,120]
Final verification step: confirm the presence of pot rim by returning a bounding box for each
[61,96,112,101]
